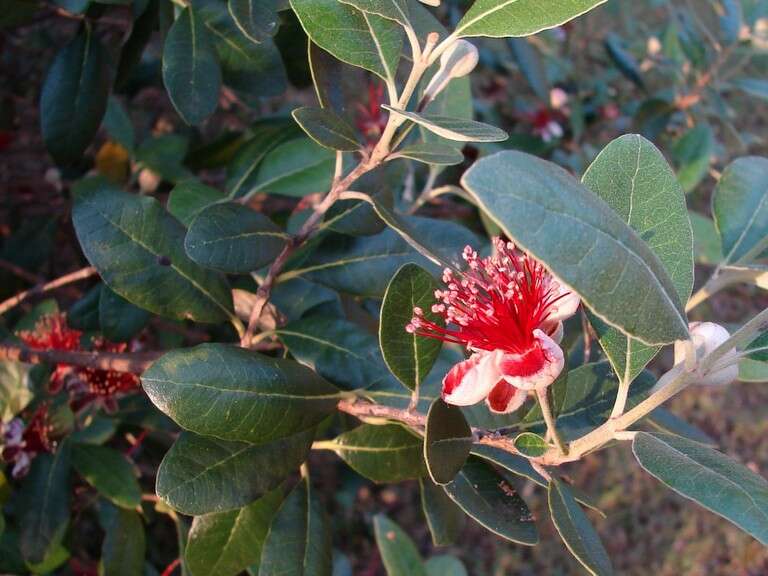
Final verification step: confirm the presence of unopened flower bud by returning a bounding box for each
[418,0,440,5]
[423,40,479,103]
[673,322,738,387]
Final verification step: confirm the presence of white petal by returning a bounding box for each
[442,351,502,406]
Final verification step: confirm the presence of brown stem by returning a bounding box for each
[0,266,98,316]
[0,343,161,374]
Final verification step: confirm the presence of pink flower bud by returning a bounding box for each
[673,322,738,387]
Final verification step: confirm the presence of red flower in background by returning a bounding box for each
[407,239,580,413]
[1,404,54,478]
[19,314,140,413]
[356,82,388,147]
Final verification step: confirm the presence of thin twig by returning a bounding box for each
[0,343,161,374]
[0,266,97,316]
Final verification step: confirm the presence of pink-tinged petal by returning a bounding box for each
[547,321,564,344]
[673,322,738,387]
[547,279,580,324]
[499,330,564,391]
[485,380,528,414]
[442,351,502,406]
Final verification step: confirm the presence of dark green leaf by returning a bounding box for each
[633,432,768,545]
[135,134,192,182]
[167,181,225,227]
[673,124,714,193]
[425,399,472,485]
[99,286,151,342]
[380,264,443,392]
[103,97,135,152]
[259,475,332,576]
[463,150,689,346]
[72,178,234,324]
[419,477,465,547]
[582,134,693,382]
[185,202,288,274]
[513,432,548,458]
[732,78,768,101]
[186,487,283,576]
[157,429,314,515]
[228,0,280,43]
[19,442,71,564]
[162,7,221,125]
[383,106,508,143]
[392,143,465,166]
[98,503,145,576]
[712,156,768,264]
[324,423,425,482]
[277,315,387,391]
[443,458,537,545]
[454,0,607,38]
[507,38,548,99]
[40,23,111,165]
[72,444,141,509]
[424,556,468,576]
[470,444,547,485]
[142,343,339,444]
[690,211,723,265]
[292,107,360,151]
[290,0,402,83]
[271,278,343,322]
[114,0,158,90]
[373,514,427,576]
[548,478,613,576]
[338,0,410,26]
[604,33,644,88]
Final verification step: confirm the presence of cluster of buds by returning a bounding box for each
[18,314,141,413]
[407,239,580,413]
[1,404,54,478]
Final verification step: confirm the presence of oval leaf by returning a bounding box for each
[419,477,465,547]
[424,399,472,485]
[72,178,234,324]
[185,202,288,274]
[228,0,279,43]
[325,423,425,483]
[292,107,360,151]
[443,457,538,545]
[383,106,508,143]
[512,432,548,458]
[162,7,222,125]
[98,504,146,576]
[157,429,314,515]
[142,343,339,444]
[247,137,335,198]
[72,444,141,510]
[461,150,689,345]
[548,478,613,576]
[258,475,332,576]
[374,514,427,576]
[40,23,110,165]
[380,264,443,392]
[393,143,465,166]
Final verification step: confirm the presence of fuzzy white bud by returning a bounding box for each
[673,322,738,387]
[422,40,479,103]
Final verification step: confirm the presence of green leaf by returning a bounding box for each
[338,0,410,26]
[548,478,613,576]
[455,0,607,38]
[424,556,468,576]
[162,7,222,125]
[135,134,192,182]
[167,181,225,227]
[443,458,537,545]
[323,423,425,482]
[225,119,300,198]
[513,432,548,458]
[40,23,110,165]
[186,487,283,576]
[72,443,141,509]
[582,134,693,382]
[604,33,644,89]
[99,286,151,342]
[98,503,145,576]
[228,0,279,43]
[157,429,314,515]
[271,278,343,322]
[292,107,360,151]
[276,315,387,391]
[380,264,443,392]
[419,477,465,547]
[258,475,333,576]
[645,408,715,446]
[672,124,714,193]
[470,444,546,485]
[732,78,768,101]
[103,97,135,152]
[72,178,234,324]
[19,442,71,565]
[0,361,32,422]
[290,0,402,83]
[26,543,70,575]
[114,0,158,90]
[462,150,689,346]
[392,143,465,166]
[690,211,723,265]
[185,202,288,274]
[142,343,339,444]
[383,106,507,143]
[245,137,335,198]
[424,399,472,485]
[374,514,427,576]
[632,432,768,545]
[508,38,549,99]
[712,156,768,264]
[739,358,768,382]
